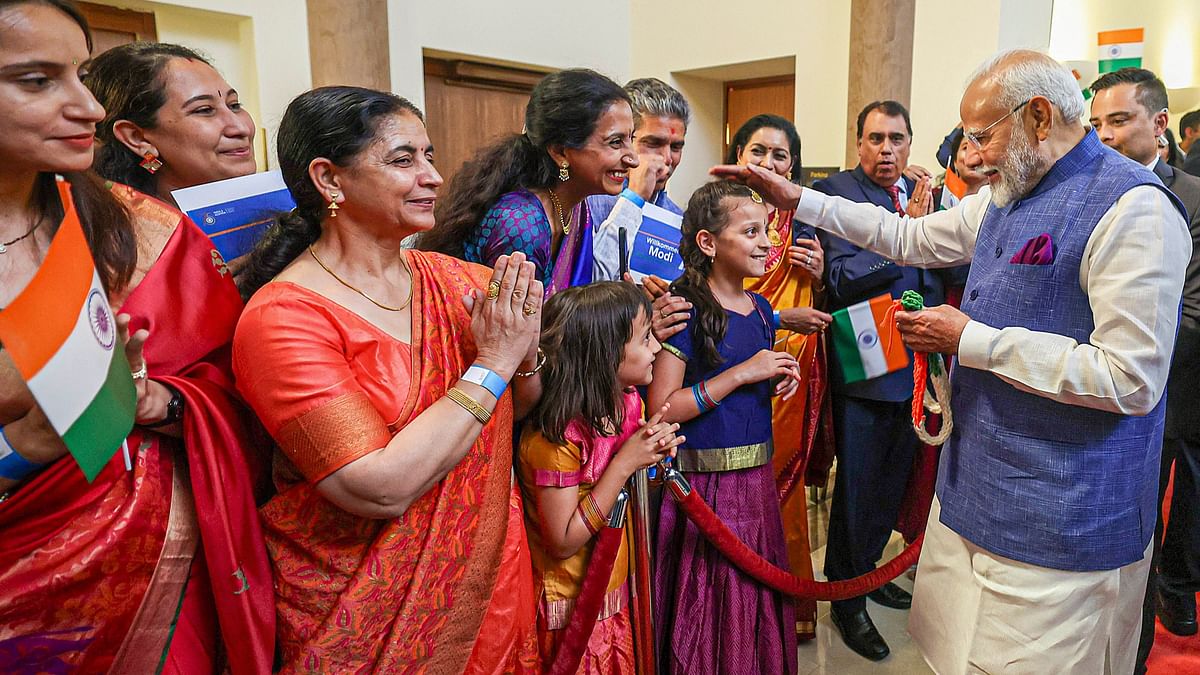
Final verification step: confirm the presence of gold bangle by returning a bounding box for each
[515,348,546,377]
[447,387,491,425]
[577,492,608,534]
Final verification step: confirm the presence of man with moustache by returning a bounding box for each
[716,50,1190,673]
[807,100,948,661]
[589,77,689,281]
[1089,67,1200,672]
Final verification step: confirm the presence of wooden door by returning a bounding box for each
[422,57,546,188]
[723,75,795,160]
[77,2,157,55]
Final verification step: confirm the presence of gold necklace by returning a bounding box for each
[308,245,412,312]
[766,209,784,248]
[546,189,574,235]
[0,216,43,254]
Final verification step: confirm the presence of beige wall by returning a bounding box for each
[86,0,312,169]
[387,0,632,111]
[628,0,852,202]
[908,0,1052,173]
[1049,0,1200,119]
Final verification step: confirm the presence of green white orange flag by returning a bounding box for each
[830,293,909,384]
[0,178,136,481]
[1098,28,1143,73]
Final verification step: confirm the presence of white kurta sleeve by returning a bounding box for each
[956,185,1191,415]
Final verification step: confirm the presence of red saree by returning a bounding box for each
[233,250,538,673]
[0,186,274,674]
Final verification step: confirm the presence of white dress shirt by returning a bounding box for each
[795,183,1191,416]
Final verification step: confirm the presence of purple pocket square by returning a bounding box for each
[1010,233,1055,265]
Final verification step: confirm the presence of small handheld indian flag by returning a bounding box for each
[830,294,909,384]
[0,177,136,481]
[1098,28,1143,74]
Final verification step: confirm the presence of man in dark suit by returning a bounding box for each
[810,100,948,661]
[1091,68,1200,674]
[1180,110,1200,177]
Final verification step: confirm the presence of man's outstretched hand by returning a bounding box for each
[710,163,803,211]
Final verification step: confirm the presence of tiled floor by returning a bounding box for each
[798,482,933,674]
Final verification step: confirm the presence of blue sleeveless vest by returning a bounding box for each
[938,131,1185,571]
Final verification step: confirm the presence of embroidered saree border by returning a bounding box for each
[673,441,773,472]
[276,391,391,483]
[109,446,198,673]
[542,583,628,631]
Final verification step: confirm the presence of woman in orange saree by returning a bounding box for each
[233,86,543,672]
[0,4,272,672]
[727,115,835,641]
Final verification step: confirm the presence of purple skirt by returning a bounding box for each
[653,464,797,674]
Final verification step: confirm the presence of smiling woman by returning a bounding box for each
[419,68,636,296]
[0,2,272,673]
[85,41,257,207]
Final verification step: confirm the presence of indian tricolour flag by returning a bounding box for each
[830,294,909,384]
[0,178,136,481]
[1098,28,1144,74]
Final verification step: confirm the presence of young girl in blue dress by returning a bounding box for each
[647,180,802,675]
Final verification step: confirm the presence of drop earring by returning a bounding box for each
[558,163,570,182]
[328,191,340,217]
[139,152,163,174]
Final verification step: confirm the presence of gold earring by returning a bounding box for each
[328,191,340,217]
[786,170,793,181]
[558,163,570,182]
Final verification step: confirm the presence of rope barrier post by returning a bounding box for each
[549,491,630,675]
[628,468,657,675]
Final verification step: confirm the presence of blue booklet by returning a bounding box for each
[627,202,685,282]
[172,171,295,262]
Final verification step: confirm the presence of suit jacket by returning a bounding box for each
[1183,148,1200,178]
[1156,159,1200,438]
[810,166,948,402]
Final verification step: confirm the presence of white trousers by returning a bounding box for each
[909,498,1152,674]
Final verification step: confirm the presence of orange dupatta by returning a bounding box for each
[236,251,537,673]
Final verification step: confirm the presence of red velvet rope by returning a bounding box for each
[549,524,625,675]
[669,482,923,600]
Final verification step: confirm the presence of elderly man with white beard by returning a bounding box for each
[714,49,1191,674]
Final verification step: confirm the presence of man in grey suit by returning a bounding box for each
[1090,67,1200,674]
[1180,110,1200,177]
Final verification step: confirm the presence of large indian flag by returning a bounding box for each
[830,294,909,384]
[0,178,136,481]
[1098,28,1143,74]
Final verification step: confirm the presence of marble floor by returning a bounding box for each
[798,480,933,674]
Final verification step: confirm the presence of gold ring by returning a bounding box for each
[523,303,537,316]
[660,307,670,318]
[486,281,501,299]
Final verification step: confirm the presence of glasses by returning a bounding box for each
[964,99,1031,150]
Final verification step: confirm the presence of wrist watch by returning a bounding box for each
[143,383,185,428]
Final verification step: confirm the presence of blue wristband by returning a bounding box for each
[463,365,507,400]
[0,427,45,481]
[773,310,781,331]
[620,188,646,208]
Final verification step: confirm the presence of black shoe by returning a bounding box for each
[867,581,912,610]
[1156,588,1198,636]
[831,608,890,661]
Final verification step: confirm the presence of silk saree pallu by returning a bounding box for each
[253,252,537,673]
[0,186,273,674]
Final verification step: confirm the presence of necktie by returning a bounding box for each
[885,184,903,213]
